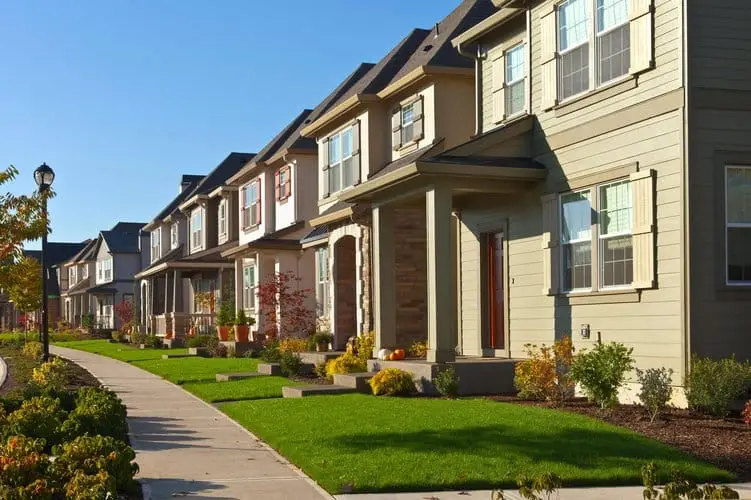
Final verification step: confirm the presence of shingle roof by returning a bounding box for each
[101,222,146,254]
[187,152,256,198]
[150,175,205,223]
[254,110,316,164]
[368,140,443,180]
[300,225,329,245]
[23,242,88,296]
[66,239,97,264]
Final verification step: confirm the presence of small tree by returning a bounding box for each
[256,271,315,339]
[113,299,134,332]
[0,165,50,262]
[3,256,42,337]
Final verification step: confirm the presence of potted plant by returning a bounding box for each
[216,301,234,341]
[233,310,253,343]
[312,332,334,352]
[187,318,197,338]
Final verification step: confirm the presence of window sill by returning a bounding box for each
[242,224,260,233]
[716,284,751,301]
[277,196,291,205]
[397,140,420,155]
[553,76,637,118]
[556,289,641,305]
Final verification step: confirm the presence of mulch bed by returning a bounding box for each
[488,396,751,481]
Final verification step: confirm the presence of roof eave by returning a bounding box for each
[377,66,474,100]
[208,185,239,199]
[226,161,267,186]
[451,7,527,48]
[301,94,379,138]
[178,194,209,213]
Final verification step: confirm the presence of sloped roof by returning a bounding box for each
[303,63,375,128]
[23,242,87,268]
[149,175,205,224]
[254,110,316,163]
[66,239,97,264]
[100,222,146,254]
[187,152,256,198]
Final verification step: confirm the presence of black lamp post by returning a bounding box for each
[34,163,55,361]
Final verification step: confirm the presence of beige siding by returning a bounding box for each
[433,77,476,150]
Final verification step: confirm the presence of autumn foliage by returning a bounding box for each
[514,336,575,402]
[256,271,314,339]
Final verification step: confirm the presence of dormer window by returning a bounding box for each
[391,97,424,151]
[151,229,161,262]
[242,180,261,229]
[218,199,228,238]
[275,166,292,201]
[69,267,77,286]
[170,222,179,249]
[191,208,203,251]
[81,264,88,280]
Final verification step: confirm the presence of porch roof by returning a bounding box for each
[220,222,306,258]
[300,225,329,248]
[63,277,92,296]
[135,241,237,279]
[87,285,118,295]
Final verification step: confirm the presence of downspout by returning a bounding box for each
[681,0,691,391]
[457,42,482,136]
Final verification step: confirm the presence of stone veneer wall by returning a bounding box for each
[393,206,428,348]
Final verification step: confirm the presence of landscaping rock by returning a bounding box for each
[216,372,267,382]
[282,384,356,398]
[258,363,282,376]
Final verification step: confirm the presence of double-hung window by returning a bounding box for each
[191,209,203,250]
[560,179,633,292]
[328,127,356,194]
[218,199,227,239]
[558,0,591,101]
[596,0,630,85]
[505,44,526,117]
[242,265,255,310]
[151,229,161,261]
[242,180,261,229]
[725,166,751,285]
[81,264,88,279]
[400,103,415,144]
[170,223,179,249]
[96,258,113,284]
[69,267,77,286]
[275,166,291,201]
[316,247,330,317]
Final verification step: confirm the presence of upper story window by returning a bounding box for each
[69,267,77,286]
[391,98,424,151]
[150,229,161,262]
[96,258,113,284]
[218,199,227,238]
[242,180,261,229]
[725,166,751,285]
[322,122,361,198]
[275,166,292,201]
[170,222,179,250]
[191,209,203,251]
[557,0,630,101]
[81,264,88,280]
[505,44,526,117]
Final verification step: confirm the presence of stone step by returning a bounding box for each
[299,351,346,365]
[161,353,195,359]
[332,372,378,392]
[216,372,268,382]
[257,363,282,376]
[282,385,357,398]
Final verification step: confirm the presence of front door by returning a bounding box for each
[486,232,505,350]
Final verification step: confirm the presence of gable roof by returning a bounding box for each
[303,63,375,128]
[99,222,146,254]
[182,152,256,204]
[64,238,97,266]
[146,175,205,227]
[23,242,86,268]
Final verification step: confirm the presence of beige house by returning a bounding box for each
[221,110,319,336]
[341,0,751,398]
[301,0,494,349]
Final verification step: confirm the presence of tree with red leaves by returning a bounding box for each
[114,299,134,330]
[256,271,315,339]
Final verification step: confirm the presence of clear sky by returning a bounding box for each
[0,0,461,250]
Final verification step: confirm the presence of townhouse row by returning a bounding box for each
[22,0,751,400]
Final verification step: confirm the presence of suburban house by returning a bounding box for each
[299,0,495,349]
[136,154,254,338]
[220,110,319,337]
[337,0,751,399]
[60,238,98,328]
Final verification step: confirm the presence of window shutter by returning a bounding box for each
[352,121,362,184]
[285,166,292,198]
[630,169,656,289]
[413,96,424,140]
[274,170,281,201]
[541,193,561,295]
[629,0,654,75]
[491,53,505,124]
[391,107,402,151]
[540,5,558,111]
[254,179,262,225]
[321,138,330,198]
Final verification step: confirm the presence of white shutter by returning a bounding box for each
[351,121,361,184]
[413,97,424,140]
[630,169,656,289]
[391,107,402,151]
[541,193,561,295]
[540,4,558,111]
[492,54,505,124]
[629,0,654,75]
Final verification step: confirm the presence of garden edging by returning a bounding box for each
[0,354,7,390]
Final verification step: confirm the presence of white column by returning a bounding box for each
[234,258,243,314]
[426,184,456,362]
[372,204,396,350]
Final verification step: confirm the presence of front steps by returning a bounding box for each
[216,372,266,381]
[332,372,378,393]
[282,385,356,398]
[257,363,282,376]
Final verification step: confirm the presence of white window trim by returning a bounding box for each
[277,166,292,201]
[170,222,179,250]
[400,103,415,145]
[81,265,88,279]
[242,180,261,230]
[725,165,751,286]
[560,188,593,293]
[316,247,330,316]
[218,199,228,239]
[556,0,631,104]
[242,265,256,311]
[327,125,355,195]
[96,258,113,284]
[505,42,527,118]
[151,228,161,262]
[191,208,203,252]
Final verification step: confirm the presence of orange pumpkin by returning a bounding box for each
[392,349,406,360]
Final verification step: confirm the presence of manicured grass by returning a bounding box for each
[133,357,259,384]
[182,377,301,403]
[56,339,187,362]
[221,395,734,494]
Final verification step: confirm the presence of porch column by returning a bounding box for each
[234,258,243,313]
[173,270,182,313]
[426,184,456,362]
[372,204,397,350]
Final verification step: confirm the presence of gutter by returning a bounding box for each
[456,42,483,136]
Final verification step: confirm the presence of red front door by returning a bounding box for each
[487,232,505,350]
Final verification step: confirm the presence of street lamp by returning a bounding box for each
[34,162,55,361]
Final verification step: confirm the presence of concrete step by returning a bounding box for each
[216,372,268,382]
[161,353,195,359]
[257,363,282,376]
[332,372,378,392]
[282,385,357,398]
[299,351,346,365]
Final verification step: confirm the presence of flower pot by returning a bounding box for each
[188,327,197,338]
[234,325,249,343]
[316,342,328,353]
[217,326,231,341]
[165,331,173,340]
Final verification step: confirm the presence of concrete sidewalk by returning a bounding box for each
[52,345,331,500]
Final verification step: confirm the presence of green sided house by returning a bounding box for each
[341,0,751,402]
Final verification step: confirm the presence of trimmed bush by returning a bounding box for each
[32,357,69,393]
[279,338,309,354]
[636,367,673,422]
[325,353,367,379]
[260,338,282,363]
[59,387,128,442]
[514,337,575,402]
[3,396,66,449]
[0,436,53,499]
[187,335,212,348]
[52,435,139,492]
[21,342,43,361]
[279,351,303,377]
[408,340,428,359]
[685,355,751,417]
[355,331,375,362]
[64,470,116,500]
[570,341,634,409]
[434,365,460,398]
[369,368,416,396]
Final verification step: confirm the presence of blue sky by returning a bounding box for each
[0,0,460,249]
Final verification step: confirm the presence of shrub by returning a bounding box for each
[110,331,123,343]
[31,357,70,393]
[310,332,333,348]
[260,338,282,363]
[21,341,43,361]
[434,365,460,398]
[64,470,116,500]
[743,401,751,427]
[0,436,53,499]
[514,337,575,402]
[516,472,562,500]
[408,340,428,359]
[52,435,138,492]
[279,338,309,354]
[355,331,375,362]
[642,462,740,500]
[59,387,128,442]
[187,335,212,348]
[636,367,673,422]
[3,396,66,449]
[314,361,327,379]
[211,343,228,358]
[142,335,162,349]
[570,341,634,409]
[279,351,303,377]
[685,356,751,417]
[325,353,367,379]
[130,332,146,345]
[369,368,415,396]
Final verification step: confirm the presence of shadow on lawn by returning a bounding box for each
[325,424,733,486]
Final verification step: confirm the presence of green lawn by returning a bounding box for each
[55,339,188,362]
[221,395,734,494]
[183,377,301,403]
